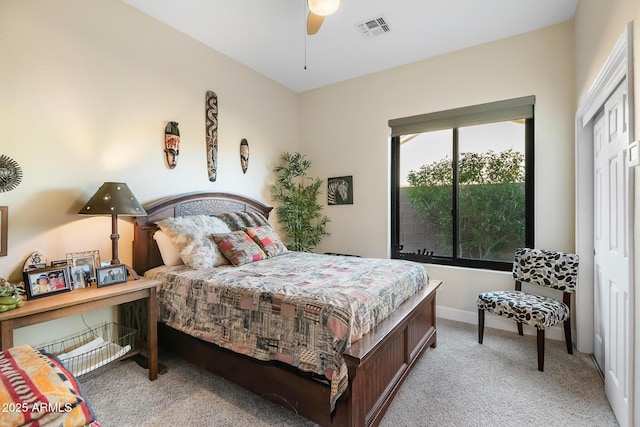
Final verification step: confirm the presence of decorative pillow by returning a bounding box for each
[244,226,288,258]
[43,353,97,426]
[153,230,184,266]
[156,215,231,269]
[215,211,270,231]
[0,345,85,427]
[213,231,267,266]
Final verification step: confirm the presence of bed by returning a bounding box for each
[130,191,441,427]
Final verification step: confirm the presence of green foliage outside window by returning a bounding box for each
[270,152,330,252]
[406,149,525,260]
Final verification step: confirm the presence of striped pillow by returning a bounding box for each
[214,212,270,231]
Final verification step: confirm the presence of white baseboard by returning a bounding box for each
[436,305,567,342]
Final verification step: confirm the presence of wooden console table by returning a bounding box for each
[0,277,160,380]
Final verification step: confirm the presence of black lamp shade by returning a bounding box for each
[78,182,146,216]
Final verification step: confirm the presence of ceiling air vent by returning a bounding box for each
[356,16,390,39]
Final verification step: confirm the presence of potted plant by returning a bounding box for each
[0,277,25,312]
[270,152,330,252]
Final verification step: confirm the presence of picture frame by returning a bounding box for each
[327,176,353,205]
[96,264,127,287]
[0,206,7,257]
[66,250,101,285]
[70,266,87,290]
[23,267,72,299]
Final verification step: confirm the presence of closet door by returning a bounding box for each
[593,79,632,427]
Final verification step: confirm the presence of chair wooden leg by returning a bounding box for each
[537,328,545,372]
[478,309,485,344]
[564,319,573,354]
[517,322,523,336]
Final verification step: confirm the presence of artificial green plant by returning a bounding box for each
[270,152,330,252]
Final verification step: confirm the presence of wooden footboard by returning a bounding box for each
[339,280,440,427]
[158,280,441,427]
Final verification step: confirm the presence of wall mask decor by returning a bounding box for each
[0,155,23,193]
[240,139,249,174]
[164,121,180,169]
[205,91,218,182]
[327,176,353,205]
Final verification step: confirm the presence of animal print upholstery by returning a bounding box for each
[512,247,579,292]
[477,248,579,329]
[477,290,570,329]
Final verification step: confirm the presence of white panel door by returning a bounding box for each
[593,80,632,427]
[593,110,606,373]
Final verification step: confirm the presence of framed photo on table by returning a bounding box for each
[70,266,87,289]
[23,267,72,299]
[96,264,127,287]
[66,250,100,285]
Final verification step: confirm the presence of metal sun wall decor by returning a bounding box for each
[0,155,23,193]
[205,91,218,182]
[164,121,180,169]
[327,176,353,205]
[240,139,249,173]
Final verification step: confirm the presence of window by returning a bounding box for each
[389,97,534,271]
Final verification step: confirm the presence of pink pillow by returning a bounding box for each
[244,226,288,257]
[213,231,267,266]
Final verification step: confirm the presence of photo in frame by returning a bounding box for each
[96,264,127,287]
[327,176,353,205]
[70,266,87,289]
[23,267,72,299]
[66,250,101,285]
[0,206,7,256]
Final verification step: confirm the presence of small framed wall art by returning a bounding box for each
[327,176,353,205]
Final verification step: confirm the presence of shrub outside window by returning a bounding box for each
[389,97,534,271]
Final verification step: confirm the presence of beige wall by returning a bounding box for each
[299,22,576,331]
[0,0,300,345]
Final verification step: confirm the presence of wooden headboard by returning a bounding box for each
[132,192,273,275]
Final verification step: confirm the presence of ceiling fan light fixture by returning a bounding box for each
[308,0,340,16]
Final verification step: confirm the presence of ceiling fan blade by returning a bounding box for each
[307,12,324,35]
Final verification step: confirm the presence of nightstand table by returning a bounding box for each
[0,277,160,380]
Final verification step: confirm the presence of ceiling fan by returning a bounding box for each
[306,0,341,35]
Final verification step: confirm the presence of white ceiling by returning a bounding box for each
[121,0,578,93]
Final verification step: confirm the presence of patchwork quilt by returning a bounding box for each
[145,251,429,411]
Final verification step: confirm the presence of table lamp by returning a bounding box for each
[78,182,147,279]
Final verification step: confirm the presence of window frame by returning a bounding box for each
[390,98,535,271]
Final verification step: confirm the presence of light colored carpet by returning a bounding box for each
[80,319,618,426]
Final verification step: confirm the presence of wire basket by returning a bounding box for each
[37,322,136,377]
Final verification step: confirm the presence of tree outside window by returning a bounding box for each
[391,108,533,271]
